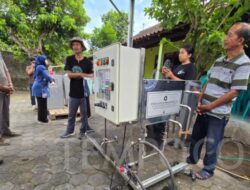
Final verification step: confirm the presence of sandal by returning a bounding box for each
[195,169,213,180]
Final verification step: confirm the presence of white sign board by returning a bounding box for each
[146,90,182,119]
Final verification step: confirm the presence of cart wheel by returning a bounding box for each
[124,140,176,190]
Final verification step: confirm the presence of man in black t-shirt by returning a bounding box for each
[61,37,94,140]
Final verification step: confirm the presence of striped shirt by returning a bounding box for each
[202,53,250,119]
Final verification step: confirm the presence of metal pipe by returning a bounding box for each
[104,119,107,153]
[85,133,142,190]
[100,138,108,147]
[100,137,118,147]
[155,39,164,79]
[168,119,183,137]
[109,0,123,15]
[127,152,159,167]
[180,104,192,140]
[137,48,146,123]
[87,132,188,189]
[138,140,175,189]
[125,140,176,189]
[127,0,135,47]
[105,119,107,138]
[167,119,183,149]
[143,152,158,159]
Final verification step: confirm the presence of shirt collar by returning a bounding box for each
[223,52,245,63]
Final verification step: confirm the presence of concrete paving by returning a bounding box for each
[225,116,250,146]
[0,92,249,190]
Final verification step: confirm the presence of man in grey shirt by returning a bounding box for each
[0,53,20,141]
[0,52,12,164]
[187,23,250,180]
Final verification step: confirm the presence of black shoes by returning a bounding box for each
[60,132,75,139]
[2,132,21,138]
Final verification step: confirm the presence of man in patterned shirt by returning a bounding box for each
[187,22,250,180]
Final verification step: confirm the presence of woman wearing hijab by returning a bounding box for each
[32,55,53,124]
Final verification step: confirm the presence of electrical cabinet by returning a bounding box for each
[94,43,144,125]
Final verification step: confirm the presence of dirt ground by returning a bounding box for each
[219,141,250,179]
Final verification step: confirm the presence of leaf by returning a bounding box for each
[90,10,128,49]
[0,0,90,64]
[145,0,250,73]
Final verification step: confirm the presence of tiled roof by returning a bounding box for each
[133,23,165,41]
[123,23,189,48]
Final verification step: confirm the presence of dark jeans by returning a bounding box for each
[37,97,48,123]
[187,114,228,174]
[66,97,89,134]
[86,96,91,118]
[29,83,36,106]
[0,93,11,136]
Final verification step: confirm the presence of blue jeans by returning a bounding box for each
[188,114,228,174]
[66,97,89,134]
[29,83,36,106]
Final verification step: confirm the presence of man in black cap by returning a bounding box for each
[61,37,94,140]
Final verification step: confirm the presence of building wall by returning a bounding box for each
[143,40,183,78]
[144,46,159,78]
[1,51,29,90]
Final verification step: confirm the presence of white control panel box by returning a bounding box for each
[93,43,144,125]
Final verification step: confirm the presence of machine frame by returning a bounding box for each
[85,46,201,189]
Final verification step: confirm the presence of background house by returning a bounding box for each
[133,23,250,79]
[132,23,189,78]
[132,24,250,119]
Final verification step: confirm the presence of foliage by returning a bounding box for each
[0,0,90,64]
[90,10,128,50]
[90,22,117,50]
[145,0,250,73]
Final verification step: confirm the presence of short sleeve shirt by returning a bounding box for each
[26,65,35,84]
[64,55,93,98]
[203,53,250,118]
[0,53,9,87]
[172,62,196,80]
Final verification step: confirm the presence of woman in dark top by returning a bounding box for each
[148,45,196,148]
[162,44,196,80]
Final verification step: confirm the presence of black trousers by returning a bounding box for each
[37,97,48,123]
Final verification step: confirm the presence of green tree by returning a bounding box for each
[145,0,250,73]
[90,22,117,50]
[90,10,128,50]
[0,0,90,64]
[102,10,128,43]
